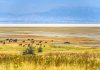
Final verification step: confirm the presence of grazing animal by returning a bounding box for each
[6,39,9,41]
[36,44,39,45]
[64,42,70,44]
[27,39,30,40]
[31,39,34,40]
[45,41,47,43]
[3,41,5,45]
[19,44,22,46]
[28,44,31,47]
[31,41,34,43]
[14,39,17,42]
[23,44,27,47]
[39,41,42,43]
[40,44,42,46]
[23,41,25,42]
[0,41,3,43]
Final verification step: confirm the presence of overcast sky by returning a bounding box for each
[0,0,100,24]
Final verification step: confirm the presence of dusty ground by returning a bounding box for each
[0,27,99,46]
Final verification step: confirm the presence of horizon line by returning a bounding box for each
[0,24,99,27]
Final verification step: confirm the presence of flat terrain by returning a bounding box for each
[0,27,99,70]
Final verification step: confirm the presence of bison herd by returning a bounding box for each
[0,38,71,48]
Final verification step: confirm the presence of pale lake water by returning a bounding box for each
[0,32,100,39]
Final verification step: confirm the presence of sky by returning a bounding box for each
[0,0,100,24]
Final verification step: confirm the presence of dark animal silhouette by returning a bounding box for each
[64,42,70,44]
[19,43,22,46]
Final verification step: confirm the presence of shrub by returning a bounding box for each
[38,47,43,53]
[23,46,35,55]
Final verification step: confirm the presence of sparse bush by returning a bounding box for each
[23,46,35,55]
[38,47,43,53]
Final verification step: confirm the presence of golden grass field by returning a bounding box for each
[0,41,100,70]
[0,27,99,70]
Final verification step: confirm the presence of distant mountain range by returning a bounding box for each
[0,7,100,23]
